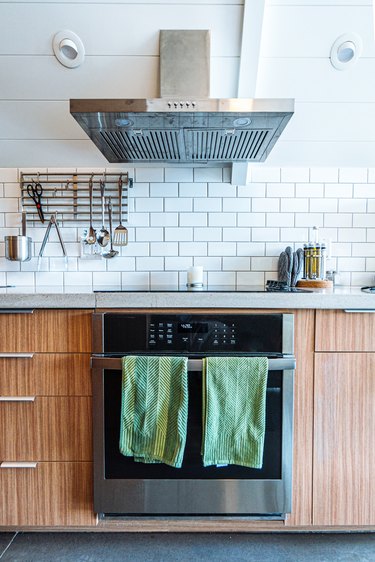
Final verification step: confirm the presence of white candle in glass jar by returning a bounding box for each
[187,265,203,286]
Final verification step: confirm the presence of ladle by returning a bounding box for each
[96,178,110,247]
[85,174,96,244]
[102,197,118,259]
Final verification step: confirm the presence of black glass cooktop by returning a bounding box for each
[94,281,312,293]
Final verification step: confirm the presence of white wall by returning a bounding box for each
[1,166,374,288]
[0,0,374,167]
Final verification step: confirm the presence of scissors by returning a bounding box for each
[26,182,44,223]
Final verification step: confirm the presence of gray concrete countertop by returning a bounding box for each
[0,285,374,310]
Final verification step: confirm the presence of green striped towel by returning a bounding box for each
[119,355,188,468]
[201,356,268,468]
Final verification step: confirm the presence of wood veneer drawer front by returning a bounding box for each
[315,310,375,351]
[0,397,92,461]
[0,310,92,352]
[0,354,91,396]
[0,462,96,527]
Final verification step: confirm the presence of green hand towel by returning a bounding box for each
[202,356,268,468]
[119,355,188,468]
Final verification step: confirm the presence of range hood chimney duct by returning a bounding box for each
[70,30,294,165]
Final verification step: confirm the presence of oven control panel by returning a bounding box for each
[102,313,287,354]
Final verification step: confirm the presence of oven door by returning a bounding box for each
[91,356,294,518]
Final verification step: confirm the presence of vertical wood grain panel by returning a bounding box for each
[0,310,92,352]
[315,310,375,352]
[313,353,375,526]
[0,462,96,526]
[0,397,92,461]
[0,353,91,396]
[285,309,314,526]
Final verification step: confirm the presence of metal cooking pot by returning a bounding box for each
[5,235,32,262]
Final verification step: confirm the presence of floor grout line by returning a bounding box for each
[0,532,19,560]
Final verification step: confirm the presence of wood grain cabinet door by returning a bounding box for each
[0,397,92,461]
[313,353,375,526]
[316,310,375,352]
[0,462,96,526]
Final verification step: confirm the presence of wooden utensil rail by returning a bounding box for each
[20,171,133,226]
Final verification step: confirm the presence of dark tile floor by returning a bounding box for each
[0,532,374,562]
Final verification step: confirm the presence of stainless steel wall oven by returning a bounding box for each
[91,312,295,519]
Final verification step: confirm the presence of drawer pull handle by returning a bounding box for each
[0,353,34,359]
[344,309,375,313]
[0,309,34,314]
[0,461,37,469]
[0,396,35,402]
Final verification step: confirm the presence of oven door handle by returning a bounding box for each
[91,356,296,371]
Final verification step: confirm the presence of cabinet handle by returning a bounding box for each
[0,309,34,314]
[0,396,35,402]
[344,309,375,313]
[0,461,37,469]
[0,353,34,359]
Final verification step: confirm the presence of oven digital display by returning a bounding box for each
[178,322,208,333]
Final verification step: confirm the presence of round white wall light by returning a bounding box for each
[330,33,362,70]
[52,30,85,68]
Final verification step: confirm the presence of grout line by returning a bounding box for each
[0,532,19,560]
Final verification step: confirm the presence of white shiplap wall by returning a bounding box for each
[0,0,375,167]
[0,166,374,288]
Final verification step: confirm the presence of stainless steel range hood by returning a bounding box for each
[70,31,294,165]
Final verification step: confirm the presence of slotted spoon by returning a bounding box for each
[112,174,128,247]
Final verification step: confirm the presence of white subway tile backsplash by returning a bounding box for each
[238,183,266,198]
[353,184,375,198]
[252,228,279,242]
[295,183,324,198]
[135,198,163,212]
[223,228,250,242]
[194,198,222,212]
[222,198,251,212]
[281,168,309,182]
[337,258,366,272]
[136,227,164,242]
[194,168,223,182]
[165,227,193,242]
[150,213,178,227]
[252,198,279,213]
[208,242,237,256]
[324,214,352,228]
[208,183,237,198]
[324,183,353,198]
[165,198,193,212]
[266,213,294,227]
[150,242,179,256]
[310,168,339,183]
[310,199,338,213]
[136,257,164,271]
[338,228,366,242]
[237,272,265,285]
[179,242,207,256]
[180,213,207,227]
[250,167,280,183]
[194,227,222,241]
[7,271,34,285]
[150,183,178,197]
[179,183,207,197]
[237,242,265,256]
[0,169,18,182]
[237,213,265,227]
[164,256,192,271]
[339,168,367,183]
[351,272,375,286]
[266,183,294,198]
[135,168,164,182]
[295,213,323,228]
[352,243,375,257]
[209,213,236,227]
[222,257,250,271]
[339,199,367,213]
[0,166,373,290]
[280,228,308,242]
[165,168,193,183]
